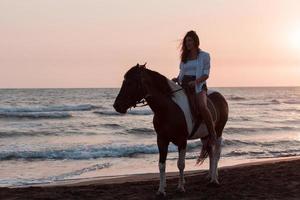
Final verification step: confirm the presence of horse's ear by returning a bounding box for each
[140,62,147,68]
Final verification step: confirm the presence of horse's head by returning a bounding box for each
[113,63,147,113]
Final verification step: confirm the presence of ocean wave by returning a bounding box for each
[0,111,71,119]
[2,138,299,160]
[222,139,300,149]
[0,104,97,113]
[224,150,267,157]
[40,163,111,183]
[0,162,111,186]
[283,99,300,105]
[229,116,252,121]
[1,139,299,161]
[94,111,120,116]
[263,118,300,124]
[94,109,153,116]
[0,104,99,119]
[0,144,164,160]
[223,126,298,134]
[222,139,258,146]
[227,95,247,101]
[125,128,155,134]
[270,99,281,104]
[223,149,300,159]
[102,123,123,128]
[0,142,200,161]
[0,130,97,138]
[184,140,300,159]
[273,108,300,113]
[179,152,255,160]
[237,100,280,105]
[173,147,300,160]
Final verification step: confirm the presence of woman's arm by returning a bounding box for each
[195,52,210,84]
[176,62,184,84]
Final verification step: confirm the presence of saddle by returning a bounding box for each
[181,84,200,121]
[180,84,217,138]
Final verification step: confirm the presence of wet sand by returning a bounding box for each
[0,157,299,200]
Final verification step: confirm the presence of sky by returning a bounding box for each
[0,0,300,88]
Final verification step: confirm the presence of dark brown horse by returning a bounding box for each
[113,63,229,197]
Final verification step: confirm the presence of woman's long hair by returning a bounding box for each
[180,30,200,63]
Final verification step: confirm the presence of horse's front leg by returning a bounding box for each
[156,137,169,197]
[177,147,186,192]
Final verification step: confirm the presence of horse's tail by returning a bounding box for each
[196,91,228,165]
[196,137,211,165]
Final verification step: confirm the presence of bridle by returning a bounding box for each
[122,66,184,109]
[133,80,183,108]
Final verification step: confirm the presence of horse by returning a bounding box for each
[113,63,229,197]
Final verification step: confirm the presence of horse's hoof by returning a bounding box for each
[205,174,211,180]
[176,186,186,193]
[156,191,167,199]
[207,180,220,187]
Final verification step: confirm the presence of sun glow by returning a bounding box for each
[288,27,300,50]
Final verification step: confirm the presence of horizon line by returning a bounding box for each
[0,85,299,89]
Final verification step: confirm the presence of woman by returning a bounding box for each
[172,30,217,143]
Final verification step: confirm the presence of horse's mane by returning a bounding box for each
[145,68,173,96]
[124,65,173,96]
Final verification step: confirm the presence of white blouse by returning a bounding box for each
[177,50,211,93]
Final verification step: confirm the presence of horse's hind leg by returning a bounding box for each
[208,136,222,185]
[215,137,222,179]
[213,137,222,181]
[200,137,211,179]
[209,137,222,184]
[177,147,186,192]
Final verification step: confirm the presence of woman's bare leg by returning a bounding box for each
[197,91,217,143]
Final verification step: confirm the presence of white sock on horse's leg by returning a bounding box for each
[158,162,166,195]
[209,144,218,183]
[177,148,186,192]
[208,143,213,180]
[209,138,221,184]
[215,137,222,179]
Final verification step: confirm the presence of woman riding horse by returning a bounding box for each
[172,30,217,144]
[113,31,229,197]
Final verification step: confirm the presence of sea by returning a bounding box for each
[0,87,299,187]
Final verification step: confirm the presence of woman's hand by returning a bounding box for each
[194,77,206,85]
[189,78,203,87]
[195,79,201,84]
[188,80,195,87]
[195,75,208,84]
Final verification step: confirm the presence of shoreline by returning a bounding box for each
[1,156,299,199]
[21,156,300,188]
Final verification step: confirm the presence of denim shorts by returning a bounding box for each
[182,75,208,92]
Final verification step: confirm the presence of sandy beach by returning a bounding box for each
[2,0,300,199]
[1,156,299,200]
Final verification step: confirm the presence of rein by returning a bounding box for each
[133,83,183,108]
